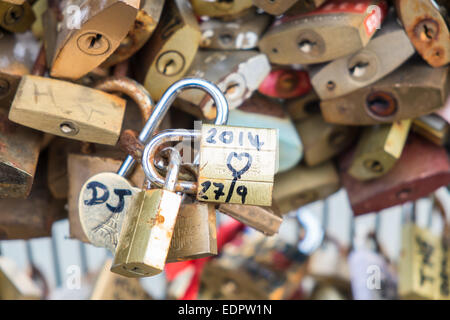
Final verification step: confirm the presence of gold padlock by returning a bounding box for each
[134,0,201,101]
[111,149,183,277]
[295,114,357,167]
[321,59,450,125]
[44,0,140,79]
[190,0,253,19]
[166,201,217,263]
[0,256,42,300]
[0,0,35,33]
[272,161,340,215]
[348,120,411,181]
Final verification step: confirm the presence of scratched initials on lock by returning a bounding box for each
[197,124,278,206]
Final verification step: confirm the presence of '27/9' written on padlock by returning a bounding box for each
[198,124,278,207]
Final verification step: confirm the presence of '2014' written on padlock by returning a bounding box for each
[198,124,277,206]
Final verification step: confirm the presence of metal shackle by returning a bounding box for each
[142,129,201,194]
[118,78,229,177]
[296,208,324,255]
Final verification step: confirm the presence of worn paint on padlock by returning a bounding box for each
[179,50,270,119]
[166,202,217,263]
[399,223,441,300]
[258,69,312,99]
[285,91,321,121]
[101,0,165,68]
[135,0,201,101]
[218,203,282,236]
[272,161,340,215]
[197,124,277,206]
[340,135,450,216]
[91,259,152,300]
[68,154,145,244]
[45,0,139,79]
[396,0,450,68]
[258,0,388,65]
[0,257,41,300]
[9,75,126,145]
[310,12,416,100]
[252,0,299,16]
[0,0,35,33]
[227,94,302,172]
[191,0,253,19]
[321,60,450,125]
[413,114,449,146]
[295,114,357,167]
[348,120,411,181]
[200,9,271,50]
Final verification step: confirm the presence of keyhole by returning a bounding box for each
[224,82,240,95]
[349,61,370,78]
[88,34,103,49]
[219,33,233,45]
[422,24,435,40]
[364,159,384,173]
[298,39,317,53]
[163,59,175,75]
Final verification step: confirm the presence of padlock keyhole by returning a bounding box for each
[349,61,370,78]
[365,92,398,119]
[88,34,103,49]
[163,59,176,75]
[298,39,317,53]
[364,159,384,173]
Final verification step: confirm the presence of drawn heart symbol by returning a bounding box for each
[226,152,252,179]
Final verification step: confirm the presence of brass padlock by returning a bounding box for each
[101,0,166,68]
[295,114,357,167]
[44,0,140,79]
[340,134,450,216]
[218,203,282,236]
[258,68,312,99]
[91,259,152,300]
[190,0,253,19]
[272,161,340,215]
[199,9,271,50]
[258,0,388,65]
[0,256,41,300]
[178,50,270,120]
[8,75,127,145]
[310,10,416,100]
[321,59,450,125]
[134,0,201,101]
[252,0,299,16]
[396,0,449,68]
[111,149,183,278]
[348,120,411,181]
[413,114,449,146]
[166,201,217,263]
[0,0,35,33]
[285,90,321,121]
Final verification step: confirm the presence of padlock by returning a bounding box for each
[8,75,127,145]
[285,90,321,121]
[398,204,441,299]
[413,114,449,146]
[295,207,325,255]
[320,59,450,125]
[310,10,416,100]
[218,203,283,236]
[0,152,66,239]
[258,0,388,65]
[43,0,139,79]
[101,0,166,68]
[0,256,41,300]
[30,0,48,39]
[111,148,183,278]
[91,259,152,300]
[190,0,253,19]
[143,126,278,207]
[178,50,270,120]
[272,161,340,215]
[396,0,449,68]
[199,9,271,50]
[340,134,450,216]
[134,0,201,101]
[258,68,312,99]
[226,93,302,172]
[295,114,357,167]
[252,0,299,16]
[78,78,228,251]
[347,120,411,181]
[0,0,35,33]
[284,0,326,16]
[166,201,218,263]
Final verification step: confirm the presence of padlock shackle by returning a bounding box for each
[164,148,182,192]
[118,78,229,177]
[296,208,324,255]
[142,129,201,194]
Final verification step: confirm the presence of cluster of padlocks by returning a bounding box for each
[0,0,449,300]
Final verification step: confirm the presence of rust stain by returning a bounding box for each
[156,213,165,225]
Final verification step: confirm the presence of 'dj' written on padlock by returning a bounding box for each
[197,124,278,206]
